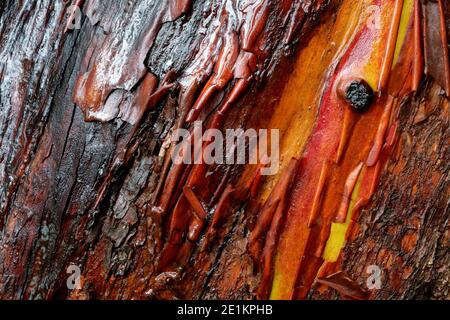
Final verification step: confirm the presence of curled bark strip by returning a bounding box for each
[308,160,332,228]
[249,198,281,259]
[351,158,383,223]
[422,0,450,96]
[211,185,236,229]
[378,0,404,92]
[218,78,253,116]
[413,0,424,92]
[210,167,232,206]
[155,124,202,213]
[335,108,359,164]
[437,0,450,96]
[244,158,270,199]
[335,162,364,223]
[156,162,189,214]
[291,256,325,300]
[257,201,286,299]
[316,271,369,300]
[384,121,399,149]
[366,96,395,167]
[249,158,299,255]
[183,186,207,220]
[253,159,299,298]
[157,199,189,271]
[187,218,205,242]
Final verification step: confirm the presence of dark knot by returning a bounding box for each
[344,80,374,113]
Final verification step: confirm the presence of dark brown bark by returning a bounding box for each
[310,80,450,300]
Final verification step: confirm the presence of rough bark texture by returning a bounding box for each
[0,0,448,300]
[310,80,450,300]
[344,81,449,300]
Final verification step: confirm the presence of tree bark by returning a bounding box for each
[0,0,448,300]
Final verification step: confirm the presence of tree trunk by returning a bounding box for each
[0,0,448,300]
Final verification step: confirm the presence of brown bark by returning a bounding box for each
[0,0,448,300]
[310,80,449,300]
